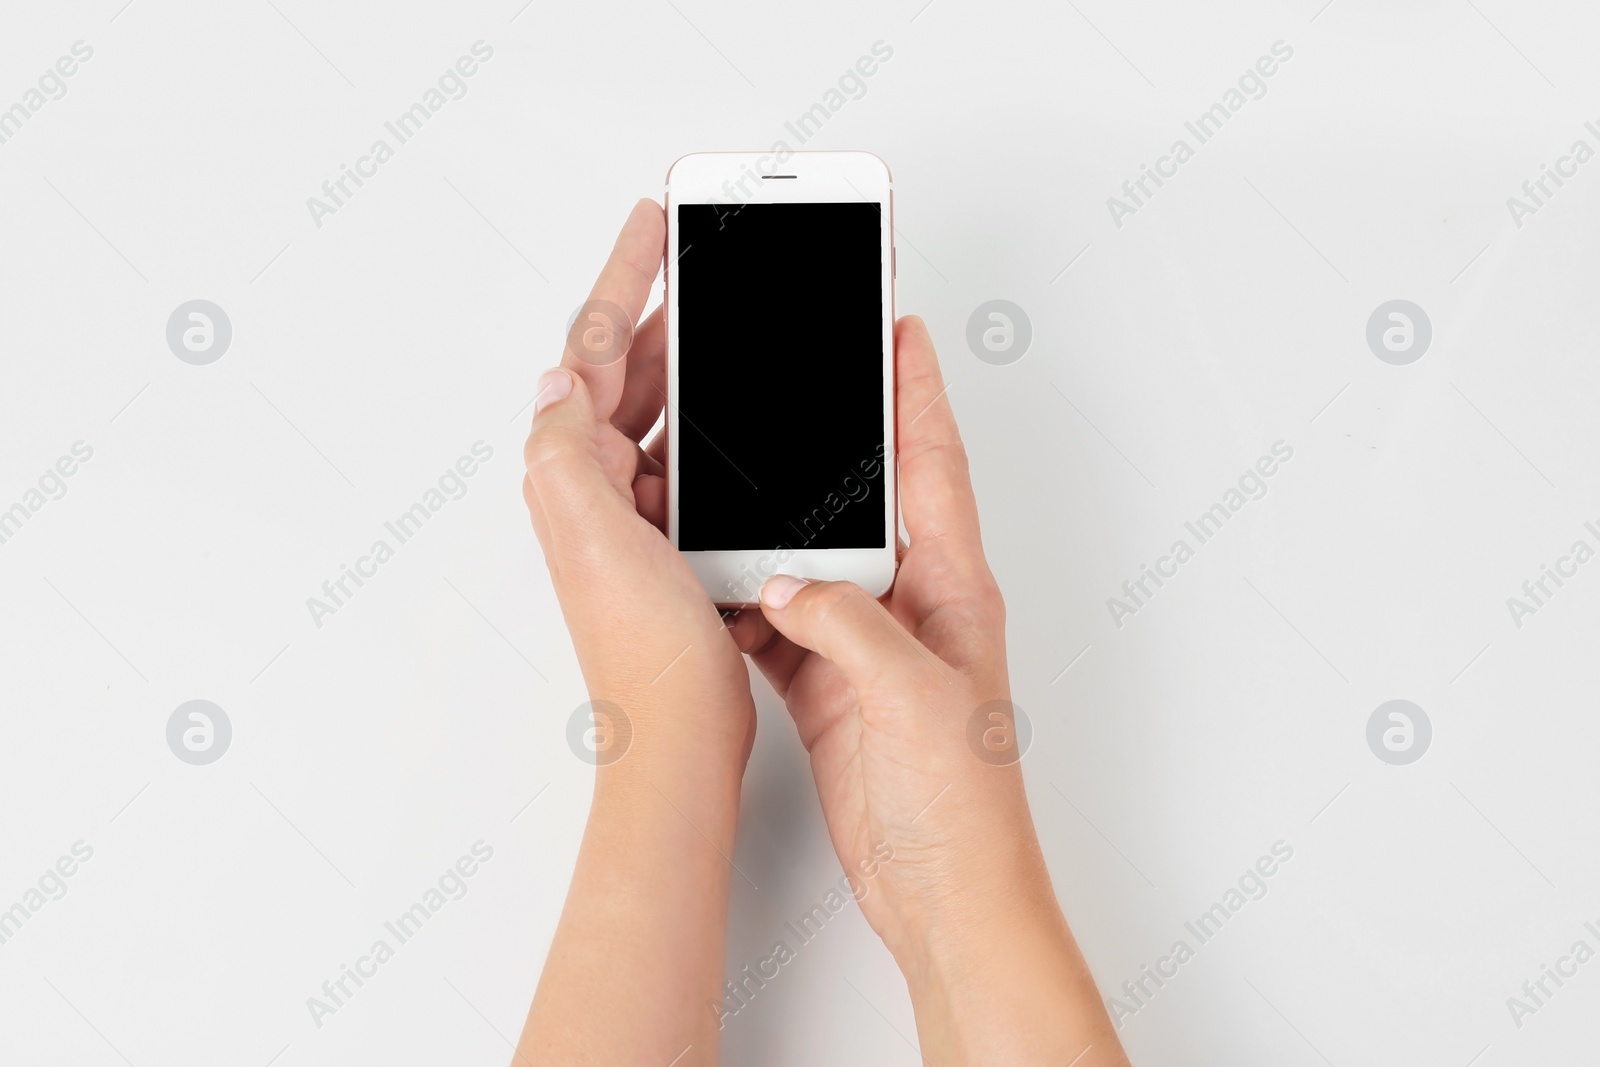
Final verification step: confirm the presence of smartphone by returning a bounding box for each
[664,151,897,606]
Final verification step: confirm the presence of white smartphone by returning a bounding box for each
[665,151,897,606]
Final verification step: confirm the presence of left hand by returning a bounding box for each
[521,199,755,775]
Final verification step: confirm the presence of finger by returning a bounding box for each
[634,440,663,480]
[523,368,635,569]
[778,654,859,751]
[895,316,984,555]
[611,306,666,441]
[590,430,659,498]
[564,199,665,420]
[736,605,867,755]
[758,577,945,696]
[728,608,814,704]
[727,608,775,655]
[749,632,812,701]
[633,473,665,532]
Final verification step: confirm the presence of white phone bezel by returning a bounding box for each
[664,151,897,607]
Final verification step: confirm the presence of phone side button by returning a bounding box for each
[891,247,896,278]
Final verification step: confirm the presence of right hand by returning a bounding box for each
[728,316,1053,958]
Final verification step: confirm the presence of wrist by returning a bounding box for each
[874,774,1058,963]
[888,839,1063,979]
[587,696,751,826]
[875,801,1125,1063]
[579,677,755,778]
[585,754,745,879]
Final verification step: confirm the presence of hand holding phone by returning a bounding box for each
[522,199,758,773]
[523,197,1130,1067]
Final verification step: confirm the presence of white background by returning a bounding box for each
[2,1,1598,1064]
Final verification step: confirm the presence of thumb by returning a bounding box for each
[758,576,939,696]
[522,367,628,567]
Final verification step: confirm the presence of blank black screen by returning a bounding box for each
[677,202,885,551]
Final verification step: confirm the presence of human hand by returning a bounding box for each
[516,201,762,1067]
[729,317,1127,1064]
[522,199,755,776]
[727,315,1024,943]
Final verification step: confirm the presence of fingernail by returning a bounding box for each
[533,369,572,414]
[760,574,807,610]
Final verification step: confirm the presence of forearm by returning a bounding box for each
[517,737,743,1067]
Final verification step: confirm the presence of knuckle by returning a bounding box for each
[903,437,969,472]
[971,578,1006,626]
[802,582,889,641]
[806,581,864,625]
